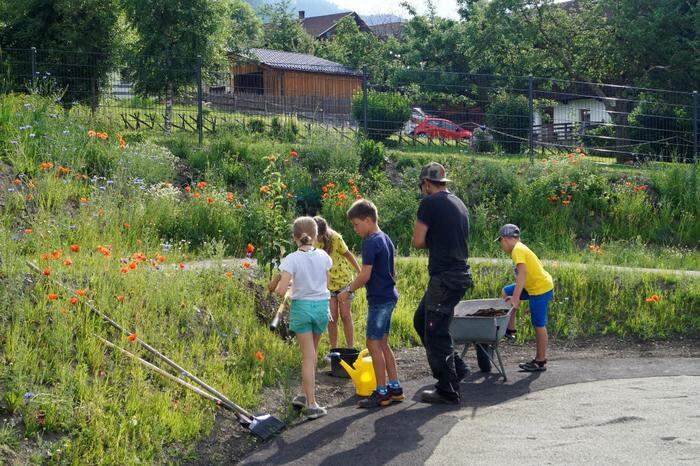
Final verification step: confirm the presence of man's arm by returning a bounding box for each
[412,220,428,249]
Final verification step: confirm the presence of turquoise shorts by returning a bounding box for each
[290,299,330,334]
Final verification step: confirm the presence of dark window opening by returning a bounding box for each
[234,72,263,94]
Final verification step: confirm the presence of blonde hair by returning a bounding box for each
[292,216,317,246]
[314,216,336,255]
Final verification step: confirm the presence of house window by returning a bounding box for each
[234,72,263,94]
[579,108,591,124]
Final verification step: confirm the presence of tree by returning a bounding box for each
[226,0,263,55]
[260,0,315,54]
[122,0,228,135]
[0,0,122,107]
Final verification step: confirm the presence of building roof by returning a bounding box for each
[369,22,406,40]
[236,48,362,77]
[300,12,372,38]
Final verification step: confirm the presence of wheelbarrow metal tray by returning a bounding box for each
[451,298,513,344]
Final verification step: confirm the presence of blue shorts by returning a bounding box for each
[366,300,397,340]
[503,284,553,328]
[290,299,329,334]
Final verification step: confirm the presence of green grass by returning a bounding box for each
[0,91,698,464]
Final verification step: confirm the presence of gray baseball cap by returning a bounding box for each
[494,224,520,242]
[419,162,451,183]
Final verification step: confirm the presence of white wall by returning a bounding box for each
[534,98,612,126]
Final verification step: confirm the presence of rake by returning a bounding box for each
[27,260,285,440]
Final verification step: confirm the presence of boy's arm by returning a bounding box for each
[273,271,292,296]
[343,250,362,274]
[507,263,527,309]
[338,264,372,301]
[411,220,428,249]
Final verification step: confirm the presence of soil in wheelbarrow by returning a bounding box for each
[470,308,509,317]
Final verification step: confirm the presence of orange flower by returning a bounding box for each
[57,166,71,176]
[40,253,50,261]
[322,193,329,200]
[129,262,137,270]
[547,195,558,203]
[51,249,63,259]
[127,332,137,342]
[335,201,343,206]
[225,271,233,279]
[322,186,328,193]
[562,200,571,206]
[226,192,234,202]
[42,267,51,276]
[185,185,191,193]
[156,254,166,263]
[193,192,201,199]
[69,297,78,305]
[290,150,298,158]
[24,228,33,234]
[206,197,214,204]
[13,178,21,185]
[97,245,111,257]
[87,130,97,137]
[255,351,264,362]
[116,295,125,302]
[123,222,130,229]
[570,182,577,187]
[246,243,255,255]
[97,132,108,140]
[120,267,129,274]
[47,293,58,301]
[327,182,335,188]
[98,208,105,217]
[645,294,661,303]
[337,192,347,201]
[287,192,294,199]
[259,185,270,194]
[242,261,251,269]
[197,181,207,190]
[39,161,54,170]
[26,194,33,201]
[63,258,73,266]
[80,197,88,204]
[70,244,80,252]
[235,203,243,209]
[179,262,185,270]
[75,289,87,297]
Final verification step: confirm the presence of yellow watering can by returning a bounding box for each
[339,348,376,397]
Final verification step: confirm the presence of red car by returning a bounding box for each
[412,117,472,140]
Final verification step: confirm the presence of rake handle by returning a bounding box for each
[27,260,253,418]
[269,291,290,331]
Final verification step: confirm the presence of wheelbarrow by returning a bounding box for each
[450,298,514,381]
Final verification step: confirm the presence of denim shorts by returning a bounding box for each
[503,284,553,328]
[290,299,329,334]
[366,300,397,340]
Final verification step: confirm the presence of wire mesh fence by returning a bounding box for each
[1,47,697,164]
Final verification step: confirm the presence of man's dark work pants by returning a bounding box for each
[413,270,472,402]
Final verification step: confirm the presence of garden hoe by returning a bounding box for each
[269,290,290,331]
[27,260,285,440]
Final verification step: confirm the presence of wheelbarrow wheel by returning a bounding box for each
[476,344,493,373]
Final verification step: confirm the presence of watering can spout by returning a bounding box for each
[339,359,357,380]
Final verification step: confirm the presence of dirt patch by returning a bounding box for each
[184,334,699,465]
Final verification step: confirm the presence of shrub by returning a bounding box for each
[485,92,530,154]
[470,126,494,153]
[358,139,386,172]
[248,118,266,133]
[116,141,177,186]
[351,89,411,141]
[628,93,692,162]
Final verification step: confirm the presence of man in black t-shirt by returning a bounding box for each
[412,162,473,404]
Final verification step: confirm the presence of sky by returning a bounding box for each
[330,0,461,20]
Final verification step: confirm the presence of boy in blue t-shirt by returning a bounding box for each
[338,199,402,408]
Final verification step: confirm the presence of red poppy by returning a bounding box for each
[116,295,125,302]
[255,351,264,362]
[235,203,243,209]
[179,262,185,270]
[51,249,63,260]
[13,178,21,185]
[645,294,661,303]
[69,297,78,305]
[42,267,50,276]
[226,192,234,202]
[225,271,233,278]
[246,243,255,255]
[197,181,207,190]
[63,258,73,266]
[76,289,87,297]
[129,262,137,270]
[242,261,251,269]
[47,293,58,301]
[207,197,214,204]
[40,253,49,261]
[70,244,80,252]
[185,185,191,193]
[24,228,33,234]
[120,267,129,274]
[193,192,201,199]
[290,150,298,158]
[123,223,131,229]
[26,194,33,201]
[127,332,137,342]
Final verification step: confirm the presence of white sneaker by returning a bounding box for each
[303,405,327,419]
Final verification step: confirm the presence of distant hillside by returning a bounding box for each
[245,0,343,17]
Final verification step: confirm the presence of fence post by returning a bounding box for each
[362,65,368,137]
[196,55,203,145]
[30,47,37,89]
[528,75,534,163]
[693,91,698,165]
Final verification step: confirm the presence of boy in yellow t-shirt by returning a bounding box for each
[496,224,554,372]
